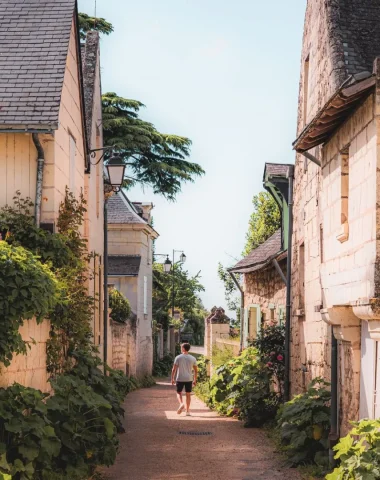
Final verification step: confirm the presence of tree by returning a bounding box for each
[78,13,114,40]
[152,262,205,333]
[243,191,281,256]
[217,262,240,327]
[102,93,205,200]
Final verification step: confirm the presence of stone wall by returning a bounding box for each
[0,319,50,392]
[111,322,127,374]
[244,260,287,326]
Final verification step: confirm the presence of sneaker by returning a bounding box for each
[186,411,191,416]
[177,404,185,414]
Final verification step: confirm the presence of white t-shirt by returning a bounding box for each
[174,353,197,382]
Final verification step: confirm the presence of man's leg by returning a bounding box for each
[185,392,191,412]
[177,392,183,406]
[176,382,185,414]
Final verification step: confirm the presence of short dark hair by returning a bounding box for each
[182,343,191,352]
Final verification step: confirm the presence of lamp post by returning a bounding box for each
[89,147,126,366]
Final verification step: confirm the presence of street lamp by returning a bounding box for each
[105,155,126,193]
[180,252,186,263]
[89,147,127,366]
[163,255,172,273]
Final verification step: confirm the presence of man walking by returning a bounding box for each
[171,343,198,416]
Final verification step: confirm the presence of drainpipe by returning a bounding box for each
[103,198,109,367]
[329,328,338,466]
[284,166,294,402]
[228,271,244,353]
[32,134,45,227]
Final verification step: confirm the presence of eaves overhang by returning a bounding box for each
[293,74,375,153]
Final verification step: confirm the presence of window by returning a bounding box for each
[69,134,76,192]
[143,276,148,315]
[303,55,310,125]
[337,147,350,243]
[278,306,285,326]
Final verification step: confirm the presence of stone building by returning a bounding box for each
[290,0,380,435]
[230,163,291,348]
[107,191,158,377]
[0,0,105,390]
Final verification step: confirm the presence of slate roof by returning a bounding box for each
[0,0,76,130]
[229,230,284,274]
[107,192,146,225]
[332,0,380,77]
[108,255,141,277]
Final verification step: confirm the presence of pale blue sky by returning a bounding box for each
[79,0,306,316]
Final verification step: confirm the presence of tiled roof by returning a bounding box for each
[0,0,75,130]
[108,255,141,276]
[107,192,146,225]
[265,164,291,178]
[229,230,283,273]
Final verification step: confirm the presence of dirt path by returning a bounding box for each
[103,380,301,480]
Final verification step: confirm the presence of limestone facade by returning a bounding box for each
[0,12,105,391]
[291,0,380,435]
[108,193,159,377]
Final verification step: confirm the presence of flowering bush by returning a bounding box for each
[252,323,285,396]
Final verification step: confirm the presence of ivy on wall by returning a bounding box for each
[0,242,57,366]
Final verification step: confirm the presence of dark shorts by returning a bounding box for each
[176,381,193,393]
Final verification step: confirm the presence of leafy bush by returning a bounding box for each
[196,355,209,383]
[46,374,118,479]
[153,354,174,377]
[277,377,331,466]
[109,289,131,324]
[252,323,285,394]
[208,347,280,427]
[0,384,60,480]
[0,242,58,366]
[326,419,380,480]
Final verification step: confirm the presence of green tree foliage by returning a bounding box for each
[78,12,114,40]
[152,262,205,332]
[109,288,131,324]
[102,92,205,200]
[243,191,281,256]
[217,262,240,326]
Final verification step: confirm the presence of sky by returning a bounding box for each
[79,0,306,316]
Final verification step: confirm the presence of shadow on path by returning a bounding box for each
[103,380,301,480]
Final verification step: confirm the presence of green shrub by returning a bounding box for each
[0,242,58,366]
[153,354,174,377]
[277,377,331,466]
[252,323,285,395]
[109,289,131,324]
[326,419,380,480]
[196,355,209,383]
[208,347,280,427]
[0,384,60,480]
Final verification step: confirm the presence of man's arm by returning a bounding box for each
[171,364,178,385]
[193,364,198,386]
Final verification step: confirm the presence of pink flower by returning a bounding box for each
[277,355,284,361]
[270,351,276,356]
[267,362,273,368]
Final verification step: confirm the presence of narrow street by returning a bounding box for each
[103,381,301,480]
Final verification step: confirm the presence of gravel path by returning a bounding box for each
[103,380,301,480]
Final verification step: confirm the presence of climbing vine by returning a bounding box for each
[0,242,57,366]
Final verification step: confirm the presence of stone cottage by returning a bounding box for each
[0,0,105,390]
[229,163,292,348]
[290,0,380,435]
[107,191,159,377]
